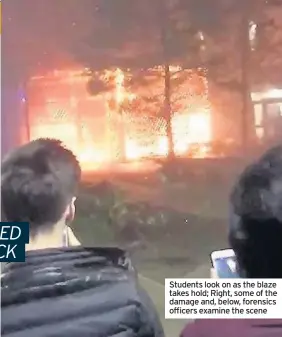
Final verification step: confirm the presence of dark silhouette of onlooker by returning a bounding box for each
[182,145,282,337]
[1,138,164,337]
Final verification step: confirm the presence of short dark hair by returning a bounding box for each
[229,145,282,278]
[1,139,81,236]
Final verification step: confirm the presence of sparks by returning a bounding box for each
[26,67,212,170]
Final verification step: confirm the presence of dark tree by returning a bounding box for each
[82,0,204,159]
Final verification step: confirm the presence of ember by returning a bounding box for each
[27,68,212,170]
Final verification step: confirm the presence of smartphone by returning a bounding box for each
[210,249,239,278]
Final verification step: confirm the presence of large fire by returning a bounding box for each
[27,68,211,170]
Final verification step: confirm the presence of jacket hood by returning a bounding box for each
[2,247,133,306]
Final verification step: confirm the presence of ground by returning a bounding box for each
[72,158,246,336]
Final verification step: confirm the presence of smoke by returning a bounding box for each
[2,0,96,79]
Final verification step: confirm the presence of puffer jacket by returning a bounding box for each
[1,247,164,337]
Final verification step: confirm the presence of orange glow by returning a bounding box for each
[27,68,212,170]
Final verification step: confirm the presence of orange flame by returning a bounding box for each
[28,68,212,170]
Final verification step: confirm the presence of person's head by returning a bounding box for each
[229,145,282,278]
[1,139,81,246]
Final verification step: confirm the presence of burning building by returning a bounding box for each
[17,67,212,170]
[252,88,282,143]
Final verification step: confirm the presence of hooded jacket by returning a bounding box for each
[181,319,282,337]
[1,247,164,337]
